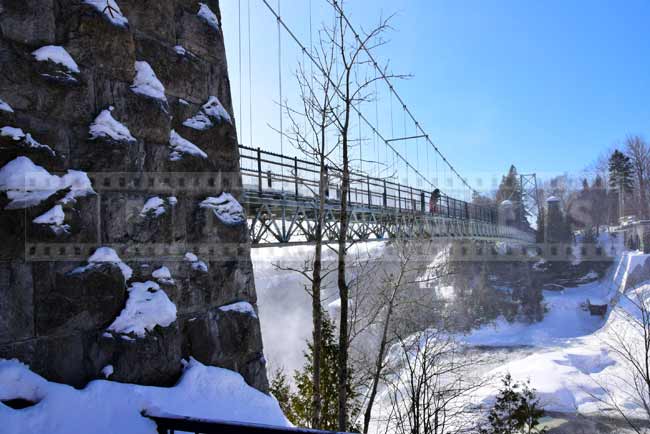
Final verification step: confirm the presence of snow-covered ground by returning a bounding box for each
[0,358,289,434]
[464,249,650,417]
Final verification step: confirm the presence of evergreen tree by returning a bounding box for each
[608,150,634,219]
[535,211,545,243]
[271,312,360,431]
[496,165,529,230]
[269,368,297,422]
[480,374,548,434]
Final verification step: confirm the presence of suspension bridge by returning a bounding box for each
[228,1,538,246]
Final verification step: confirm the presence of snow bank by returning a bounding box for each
[84,0,128,27]
[0,156,94,209]
[184,252,208,272]
[131,61,166,101]
[219,301,257,318]
[152,266,174,285]
[182,96,231,130]
[169,130,207,161]
[0,98,14,113]
[89,107,136,143]
[31,45,79,73]
[200,193,246,226]
[108,281,177,337]
[197,3,220,30]
[0,357,290,434]
[1,126,55,155]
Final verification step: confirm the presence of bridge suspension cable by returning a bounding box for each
[260,0,440,193]
[329,0,480,198]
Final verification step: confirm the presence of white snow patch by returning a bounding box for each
[33,205,64,226]
[107,281,177,337]
[131,61,166,101]
[178,98,189,106]
[152,266,174,285]
[89,247,133,281]
[31,45,79,73]
[89,107,136,143]
[72,247,133,282]
[197,3,220,30]
[101,365,114,379]
[84,0,128,27]
[168,196,178,206]
[140,196,166,217]
[1,126,55,155]
[0,157,94,209]
[182,96,231,130]
[169,130,207,161]
[219,301,257,318]
[0,357,290,434]
[0,98,14,113]
[200,193,246,226]
[173,45,187,56]
[184,252,208,272]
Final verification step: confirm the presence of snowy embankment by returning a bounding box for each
[0,358,290,434]
[464,248,650,417]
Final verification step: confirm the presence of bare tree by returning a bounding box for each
[322,2,407,429]
[273,30,340,427]
[590,290,650,433]
[383,329,487,434]
[625,136,650,220]
[360,241,447,433]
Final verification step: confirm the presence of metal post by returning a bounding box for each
[257,147,262,193]
[383,180,387,208]
[446,196,451,218]
[294,157,298,199]
[398,184,401,211]
[367,176,372,207]
[421,191,425,213]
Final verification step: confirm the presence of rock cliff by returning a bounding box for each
[0,0,268,392]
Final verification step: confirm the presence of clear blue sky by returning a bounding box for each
[221,0,649,194]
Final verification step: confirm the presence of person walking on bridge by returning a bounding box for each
[429,188,441,215]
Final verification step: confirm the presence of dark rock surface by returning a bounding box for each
[0,0,269,392]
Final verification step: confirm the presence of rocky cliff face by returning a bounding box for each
[0,0,268,392]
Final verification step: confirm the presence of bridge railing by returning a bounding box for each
[144,413,352,434]
[238,146,497,224]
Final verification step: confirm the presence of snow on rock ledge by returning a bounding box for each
[182,96,231,130]
[32,45,80,73]
[33,205,70,235]
[0,357,290,434]
[200,193,246,226]
[139,196,177,218]
[1,126,55,155]
[219,301,258,318]
[89,107,136,144]
[197,3,220,30]
[84,0,128,27]
[107,281,177,338]
[131,61,167,102]
[0,156,94,209]
[0,98,14,113]
[169,130,207,161]
[72,247,133,282]
[152,266,174,285]
[184,252,208,272]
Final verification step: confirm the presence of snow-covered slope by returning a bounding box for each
[0,358,290,434]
